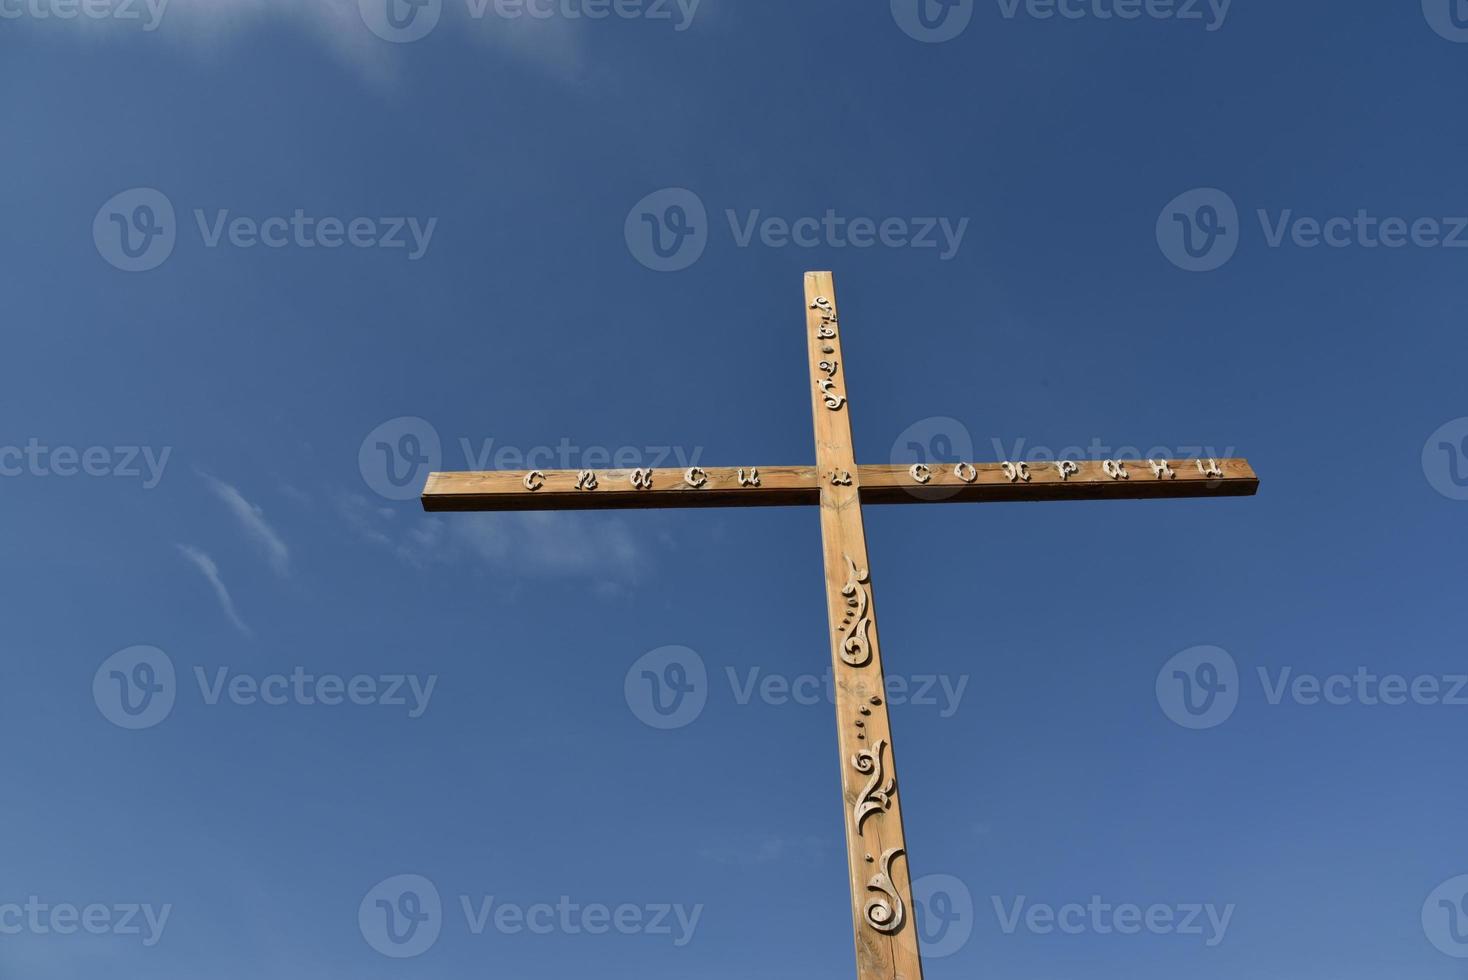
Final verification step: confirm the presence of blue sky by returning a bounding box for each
[4,1,1468,977]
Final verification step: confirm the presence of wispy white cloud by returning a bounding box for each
[338,492,402,554]
[337,491,642,587]
[454,510,641,582]
[22,0,593,85]
[176,544,252,635]
[199,472,291,577]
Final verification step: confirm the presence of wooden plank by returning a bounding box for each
[422,459,1258,511]
[421,466,819,511]
[859,458,1259,504]
[415,271,1260,980]
[805,272,925,980]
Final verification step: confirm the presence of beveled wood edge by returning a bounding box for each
[421,459,1259,511]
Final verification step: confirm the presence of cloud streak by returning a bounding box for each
[15,0,593,85]
[200,472,291,577]
[338,491,643,587]
[176,544,252,635]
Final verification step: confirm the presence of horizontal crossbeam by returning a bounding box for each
[421,459,1259,512]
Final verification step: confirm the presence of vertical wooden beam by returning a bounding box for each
[804,272,925,980]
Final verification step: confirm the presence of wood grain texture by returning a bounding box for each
[805,272,925,980]
[858,458,1259,504]
[422,466,817,511]
[417,271,1262,980]
[422,460,1257,511]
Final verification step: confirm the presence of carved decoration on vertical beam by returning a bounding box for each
[810,295,847,411]
[838,555,873,668]
[818,379,847,412]
[862,847,908,935]
[851,738,896,834]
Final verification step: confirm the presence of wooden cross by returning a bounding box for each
[421,271,1259,980]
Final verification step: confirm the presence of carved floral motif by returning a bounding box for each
[817,379,846,412]
[838,555,873,667]
[810,296,847,411]
[851,739,896,834]
[863,847,907,935]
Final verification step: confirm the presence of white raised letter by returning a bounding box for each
[1001,461,1031,483]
